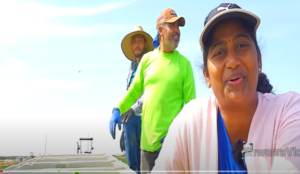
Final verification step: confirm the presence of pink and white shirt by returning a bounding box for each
[153,92,300,174]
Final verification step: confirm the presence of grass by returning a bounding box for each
[0,160,20,170]
[0,156,27,160]
[115,155,128,164]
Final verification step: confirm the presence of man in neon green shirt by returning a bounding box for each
[111,8,196,173]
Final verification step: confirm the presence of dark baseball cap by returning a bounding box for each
[200,3,260,49]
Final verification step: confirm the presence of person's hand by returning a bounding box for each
[120,131,125,152]
[109,108,121,139]
[121,108,135,123]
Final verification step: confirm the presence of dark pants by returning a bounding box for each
[141,150,160,174]
[123,116,141,173]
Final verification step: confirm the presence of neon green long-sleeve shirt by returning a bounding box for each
[118,48,196,152]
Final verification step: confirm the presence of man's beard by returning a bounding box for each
[164,39,178,50]
[164,33,180,50]
[134,48,146,58]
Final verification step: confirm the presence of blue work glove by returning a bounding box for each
[109,108,121,139]
[152,32,160,48]
[160,136,166,143]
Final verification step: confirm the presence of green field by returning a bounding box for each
[114,155,127,164]
[0,160,20,170]
[0,156,28,170]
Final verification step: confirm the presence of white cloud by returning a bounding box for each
[0,58,90,103]
[0,0,135,43]
[0,23,132,37]
[34,79,90,92]
[0,58,29,74]
[0,78,90,95]
[0,35,17,45]
[0,0,135,20]
[0,78,91,121]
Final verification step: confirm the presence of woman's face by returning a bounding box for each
[204,19,262,105]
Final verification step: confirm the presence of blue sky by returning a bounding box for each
[1,0,300,156]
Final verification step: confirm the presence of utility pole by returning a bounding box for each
[44,134,47,155]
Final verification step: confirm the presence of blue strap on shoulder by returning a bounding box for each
[217,109,247,173]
